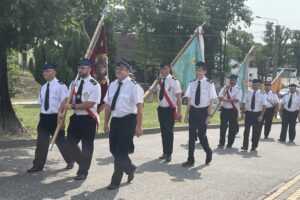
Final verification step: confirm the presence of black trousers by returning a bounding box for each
[219,107,239,146]
[280,109,298,141]
[243,111,262,149]
[33,114,72,168]
[157,106,175,155]
[109,114,137,185]
[262,107,275,138]
[67,114,96,175]
[188,106,211,162]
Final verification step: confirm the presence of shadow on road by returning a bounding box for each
[136,159,204,182]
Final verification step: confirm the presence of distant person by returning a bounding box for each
[279,83,300,143]
[241,79,267,152]
[27,63,74,173]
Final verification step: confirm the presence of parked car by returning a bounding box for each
[278,88,289,99]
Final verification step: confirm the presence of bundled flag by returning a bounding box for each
[236,46,255,101]
[85,5,110,107]
[170,26,205,91]
[271,69,284,93]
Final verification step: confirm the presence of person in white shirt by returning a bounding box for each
[104,58,143,190]
[27,63,73,173]
[279,83,300,142]
[218,74,242,148]
[182,61,217,167]
[143,61,182,162]
[60,58,101,180]
[261,82,279,139]
[241,79,267,151]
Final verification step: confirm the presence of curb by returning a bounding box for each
[0,122,281,149]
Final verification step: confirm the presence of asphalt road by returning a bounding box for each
[0,124,299,200]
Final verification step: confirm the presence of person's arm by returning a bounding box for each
[135,103,143,137]
[205,99,214,125]
[103,103,111,134]
[143,80,159,101]
[184,98,191,123]
[258,105,266,122]
[175,93,182,122]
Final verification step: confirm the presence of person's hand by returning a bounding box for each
[135,126,143,137]
[218,96,224,101]
[205,115,212,125]
[64,103,72,110]
[258,115,263,122]
[176,112,182,122]
[104,124,110,134]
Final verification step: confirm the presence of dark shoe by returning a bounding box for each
[74,174,87,180]
[250,148,257,152]
[205,150,213,165]
[289,140,294,143]
[159,154,167,159]
[127,165,136,183]
[241,147,248,151]
[264,136,269,139]
[27,166,43,173]
[107,183,120,190]
[226,144,232,148]
[165,155,172,162]
[182,160,194,167]
[65,162,74,170]
[217,144,224,148]
[278,139,285,143]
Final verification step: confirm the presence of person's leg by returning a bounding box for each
[251,112,261,150]
[288,111,298,142]
[227,109,238,146]
[164,107,175,158]
[280,110,289,142]
[264,108,274,138]
[242,112,251,150]
[157,107,167,156]
[187,109,197,163]
[219,108,229,146]
[55,129,74,165]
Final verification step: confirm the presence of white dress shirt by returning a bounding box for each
[218,85,242,109]
[104,76,143,118]
[281,92,300,112]
[243,90,267,112]
[153,74,182,108]
[185,77,218,108]
[264,91,279,108]
[38,78,68,114]
[69,75,101,116]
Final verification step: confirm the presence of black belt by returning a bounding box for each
[112,113,136,119]
[191,106,208,110]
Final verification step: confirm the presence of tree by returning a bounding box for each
[0,0,72,135]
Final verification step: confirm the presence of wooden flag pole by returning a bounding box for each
[49,4,110,151]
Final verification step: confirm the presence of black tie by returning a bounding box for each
[75,80,84,104]
[251,91,256,110]
[195,80,201,106]
[159,78,166,101]
[230,86,232,92]
[288,93,293,108]
[111,82,123,111]
[44,83,50,111]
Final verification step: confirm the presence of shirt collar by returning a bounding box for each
[119,76,130,84]
[197,76,206,82]
[165,74,172,79]
[48,77,58,84]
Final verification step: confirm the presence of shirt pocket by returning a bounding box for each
[49,88,60,106]
[81,90,91,102]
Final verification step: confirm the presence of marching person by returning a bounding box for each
[279,83,300,143]
[59,58,101,180]
[241,79,267,151]
[27,63,73,173]
[261,82,279,139]
[104,59,143,190]
[218,74,242,148]
[182,61,217,167]
[143,61,182,162]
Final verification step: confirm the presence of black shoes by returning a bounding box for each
[127,165,136,184]
[217,144,224,148]
[27,166,43,173]
[250,148,257,152]
[226,144,232,148]
[241,147,248,151]
[107,184,120,190]
[65,162,74,170]
[165,155,172,162]
[182,160,195,167]
[158,154,167,159]
[205,150,213,165]
[74,173,87,180]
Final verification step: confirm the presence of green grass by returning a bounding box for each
[13,102,222,135]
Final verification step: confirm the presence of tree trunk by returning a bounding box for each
[0,36,23,135]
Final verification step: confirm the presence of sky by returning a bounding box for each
[242,0,300,43]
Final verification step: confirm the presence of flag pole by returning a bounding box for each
[49,4,110,151]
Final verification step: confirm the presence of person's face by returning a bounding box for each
[77,66,91,78]
[229,79,237,86]
[265,86,271,92]
[252,83,260,91]
[43,69,56,82]
[159,67,170,77]
[115,66,129,80]
[196,68,206,79]
[289,87,296,93]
